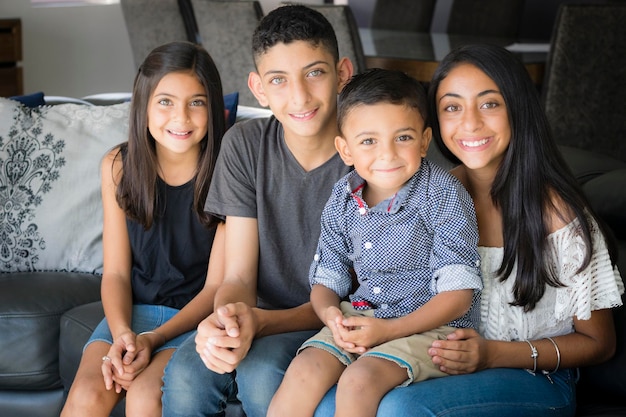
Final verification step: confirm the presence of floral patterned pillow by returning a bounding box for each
[0,98,129,273]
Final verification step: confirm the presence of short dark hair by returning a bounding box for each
[252,4,339,65]
[337,68,429,134]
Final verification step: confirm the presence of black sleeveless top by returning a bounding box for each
[127,177,215,310]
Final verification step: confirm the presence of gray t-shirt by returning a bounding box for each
[205,116,351,309]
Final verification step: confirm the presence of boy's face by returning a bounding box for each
[248,40,352,142]
[336,103,432,201]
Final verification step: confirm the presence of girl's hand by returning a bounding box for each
[102,331,136,392]
[427,328,489,374]
[101,331,153,391]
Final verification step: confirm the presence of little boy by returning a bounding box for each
[161,5,354,417]
[267,69,483,417]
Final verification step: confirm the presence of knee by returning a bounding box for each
[337,364,372,396]
[61,376,116,416]
[126,378,162,417]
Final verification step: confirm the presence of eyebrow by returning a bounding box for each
[438,89,500,102]
[355,126,418,137]
[262,60,330,77]
[153,92,207,98]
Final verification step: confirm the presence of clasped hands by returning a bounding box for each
[195,302,257,374]
[101,331,154,393]
[323,306,489,375]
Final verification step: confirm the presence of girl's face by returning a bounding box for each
[435,63,511,174]
[147,71,209,158]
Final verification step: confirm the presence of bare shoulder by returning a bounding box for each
[100,147,123,186]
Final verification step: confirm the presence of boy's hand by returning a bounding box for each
[323,306,355,350]
[196,303,256,374]
[337,315,392,352]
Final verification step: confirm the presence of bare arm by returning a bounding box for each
[429,307,617,375]
[214,215,321,336]
[99,151,135,390]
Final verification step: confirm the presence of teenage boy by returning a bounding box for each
[161,5,354,417]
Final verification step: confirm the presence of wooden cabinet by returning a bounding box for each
[0,19,23,97]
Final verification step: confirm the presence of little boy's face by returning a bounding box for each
[248,40,352,142]
[336,103,432,199]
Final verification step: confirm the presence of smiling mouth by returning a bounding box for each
[168,129,192,137]
[290,109,316,119]
[460,138,489,147]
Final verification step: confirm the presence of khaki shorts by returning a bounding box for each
[299,301,456,387]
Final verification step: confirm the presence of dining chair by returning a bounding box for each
[190,0,264,107]
[304,4,367,75]
[370,0,437,32]
[446,0,525,37]
[120,0,190,69]
[542,2,626,163]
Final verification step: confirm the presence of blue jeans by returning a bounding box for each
[161,329,316,417]
[86,304,192,353]
[314,368,576,417]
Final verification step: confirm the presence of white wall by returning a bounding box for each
[0,0,322,98]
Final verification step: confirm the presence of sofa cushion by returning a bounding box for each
[576,241,626,411]
[0,98,129,273]
[559,145,626,184]
[583,169,626,239]
[0,272,101,390]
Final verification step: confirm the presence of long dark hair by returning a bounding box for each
[428,44,617,311]
[116,41,225,229]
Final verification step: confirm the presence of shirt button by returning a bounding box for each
[359,207,366,215]
[314,254,319,261]
[373,287,381,294]
[381,304,388,309]
[364,242,373,249]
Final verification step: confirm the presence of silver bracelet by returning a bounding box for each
[524,340,538,375]
[138,330,166,344]
[542,337,561,375]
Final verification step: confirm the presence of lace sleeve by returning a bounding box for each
[547,218,624,321]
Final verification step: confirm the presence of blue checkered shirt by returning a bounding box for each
[309,159,482,328]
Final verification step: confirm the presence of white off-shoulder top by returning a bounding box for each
[479,218,624,341]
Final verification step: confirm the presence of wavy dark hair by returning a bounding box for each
[252,4,339,65]
[428,44,617,311]
[116,41,225,229]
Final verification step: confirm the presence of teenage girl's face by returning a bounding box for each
[435,63,511,174]
[147,71,209,158]
[335,103,431,205]
[248,40,352,143]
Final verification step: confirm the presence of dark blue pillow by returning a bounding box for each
[9,91,46,108]
[223,92,238,129]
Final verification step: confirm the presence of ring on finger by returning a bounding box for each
[102,355,111,362]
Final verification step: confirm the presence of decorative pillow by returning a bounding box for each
[0,98,129,274]
[9,92,46,108]
[223,91,238,129]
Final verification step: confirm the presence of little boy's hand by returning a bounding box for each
[339,316,390,350]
